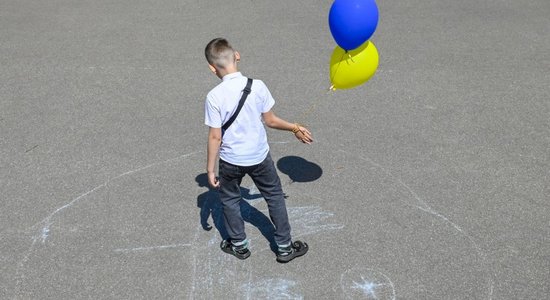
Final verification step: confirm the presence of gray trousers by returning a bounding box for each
[218,153,292,246]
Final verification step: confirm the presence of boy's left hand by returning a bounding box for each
[294,125,313,144]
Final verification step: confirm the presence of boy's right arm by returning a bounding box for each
[207,127,222,188]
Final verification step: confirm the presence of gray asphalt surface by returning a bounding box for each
[1,0,549,299]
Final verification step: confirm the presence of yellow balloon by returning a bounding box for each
[329,40,379,90]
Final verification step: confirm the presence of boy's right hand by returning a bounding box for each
[208,172,219,188]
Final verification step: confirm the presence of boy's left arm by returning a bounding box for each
[262,110,313,144]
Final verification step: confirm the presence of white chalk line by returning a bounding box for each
[18,147,328,298]
[341,268,396,300]
[338,149,494,299]
[188,202,343,298]
[245,254,254,300]
[188,224,202,300]
[270,141,292,144]
[14,151,201,294]
[242,278,303,300]
[246,205,344,254]
[30,151,200,241]
[350,279,388,299]
[37,184,106,243]
[378,271,396,300]
[114,243,192,253]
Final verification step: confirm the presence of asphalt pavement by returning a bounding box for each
[1,0,548,299]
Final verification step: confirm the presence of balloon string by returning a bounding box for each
[328,51,347,91]
[297,88,336,125]
[298,102,318,123]
[299,54,345,125]
[347,52,355,63]
[297,50,348,126]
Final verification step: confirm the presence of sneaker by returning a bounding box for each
[220,239,251,260]
[276,240,308,263]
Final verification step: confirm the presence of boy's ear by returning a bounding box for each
[208,64,217,74]
[235,51,241,62]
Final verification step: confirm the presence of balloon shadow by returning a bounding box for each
[276,156,323,183]
[195,173,277,253]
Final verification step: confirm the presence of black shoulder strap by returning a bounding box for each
[222,78,253,133]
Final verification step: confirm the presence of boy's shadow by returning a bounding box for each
[195,173,278,253]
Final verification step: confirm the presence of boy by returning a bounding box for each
[204,38,313,263]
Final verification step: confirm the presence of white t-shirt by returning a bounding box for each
[204,72,275,166]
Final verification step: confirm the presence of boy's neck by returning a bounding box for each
[217,67,238,79]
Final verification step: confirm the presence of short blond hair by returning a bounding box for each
[205,38,236,69]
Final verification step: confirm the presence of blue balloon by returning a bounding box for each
[329,0,379,51]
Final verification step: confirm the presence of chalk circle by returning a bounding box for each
[276,156,323,182]
[340,267,395,300]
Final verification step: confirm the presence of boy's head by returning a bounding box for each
[205,38,240,78]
